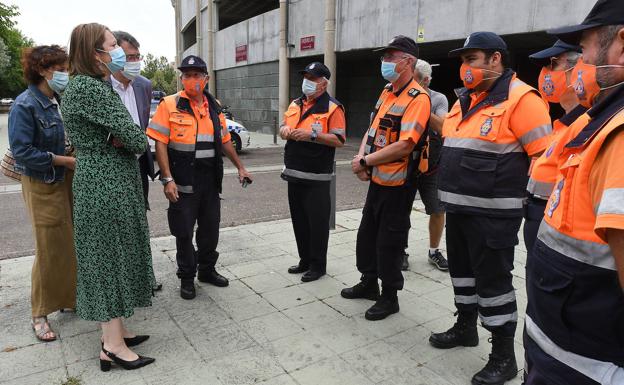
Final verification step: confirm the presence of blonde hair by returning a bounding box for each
[68,23,109,78]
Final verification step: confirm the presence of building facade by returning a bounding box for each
[171,0,595,137]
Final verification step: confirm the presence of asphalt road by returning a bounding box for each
[0,142,370,260]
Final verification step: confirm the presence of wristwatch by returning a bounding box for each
[160,177,174,186]
[310,130,318,141]
[359,156,367,167]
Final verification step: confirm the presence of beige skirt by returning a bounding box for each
[21,170,77,316]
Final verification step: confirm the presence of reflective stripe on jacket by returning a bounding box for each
[439,70,551,217]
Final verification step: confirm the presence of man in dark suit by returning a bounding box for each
[112,30,161,291]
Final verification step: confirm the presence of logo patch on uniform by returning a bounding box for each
[574,71,586,101]
[464,35,470,47]
[311,121,323,133]
[465,69,474,85]
[188,57,195,65]
[309,63,316,69]
[545,141,557,158]
[480,118,493,136]
[541,74,555,96]
[547,179,564,218]
[374,130,387,148]
[407,88,419,97]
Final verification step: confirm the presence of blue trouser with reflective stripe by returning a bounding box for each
[446,213,521,337]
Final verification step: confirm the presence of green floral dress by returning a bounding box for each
[61,75,154,322]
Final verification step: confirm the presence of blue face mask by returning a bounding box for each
[301,78,318,96]
[122,61,142,80]
[380,58,407,82]
[47,71,69,94]
[98,46,126,73]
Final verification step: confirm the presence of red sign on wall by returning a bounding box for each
[300,36,315,51]
[235,45,248,62]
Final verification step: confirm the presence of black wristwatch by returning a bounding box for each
[359,156,367,167]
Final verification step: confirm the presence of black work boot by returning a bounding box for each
[340,276,380,300]
[401,251,409,271]
[180,279,196,300]
[364,288,399,321]
[471,335,518,385]
[429,311,479,349]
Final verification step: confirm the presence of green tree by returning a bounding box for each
[142,53,171,79]
[0,38,9,72]
[0,2,33,97]
[142,53,178,94]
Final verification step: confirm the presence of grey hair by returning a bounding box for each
[113,30,140,49]
[414,59,433,85]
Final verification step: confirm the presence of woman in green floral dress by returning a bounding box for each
[61,23,155,371]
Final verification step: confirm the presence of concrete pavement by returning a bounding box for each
[0,203,528,385]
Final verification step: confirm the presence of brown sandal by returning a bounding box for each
[31,316,57,342]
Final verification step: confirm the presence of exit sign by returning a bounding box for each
[300,36,315,51]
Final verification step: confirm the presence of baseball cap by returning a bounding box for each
[548,0,623,44]
[177,55,207,73]
[529,40,582,66]
[448,32,508,57]
[299,62,331,80]
[374,35,419,58]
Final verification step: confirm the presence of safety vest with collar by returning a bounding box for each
[526,108,624,381]
[438,70,551,218]
[282,92,345,183]
[147,91,225,194]
[365,79,430,187]
[526,105,588,199]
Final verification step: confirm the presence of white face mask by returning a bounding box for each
[302,78,318,96]
[122,61,142,80]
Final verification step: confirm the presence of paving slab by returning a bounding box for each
[0,209,532,385]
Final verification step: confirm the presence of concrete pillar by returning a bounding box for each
[324,0,337,96]
[195,0,203,58]
[206,0,216,94]
[173,0,182,91]
[278,0,290,121]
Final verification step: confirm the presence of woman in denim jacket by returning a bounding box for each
[8,45,77,342]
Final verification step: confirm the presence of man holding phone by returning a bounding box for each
[147,55,251,300]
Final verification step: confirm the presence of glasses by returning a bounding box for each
[126,54,143,62]
[181,72,207,79]
[380,54,408,62]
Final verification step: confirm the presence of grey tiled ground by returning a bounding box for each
[0,203,527,385]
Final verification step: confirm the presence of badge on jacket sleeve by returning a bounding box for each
[480,118,493,136]
[547,179,564,218]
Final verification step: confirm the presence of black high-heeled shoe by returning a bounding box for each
[99,346,155,372]
[124,335,149,347]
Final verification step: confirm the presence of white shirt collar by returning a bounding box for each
[110,74,132,91]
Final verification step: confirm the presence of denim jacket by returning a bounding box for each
[8,85,66,183]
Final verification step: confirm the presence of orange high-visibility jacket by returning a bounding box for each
[365,79,431,187]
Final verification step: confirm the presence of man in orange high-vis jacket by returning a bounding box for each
[523,41,586,259]
[341,36,431,321]
[279,61,346,283]
[147,55,252,300]
[524,2,624,383]
[429,32,552,385]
